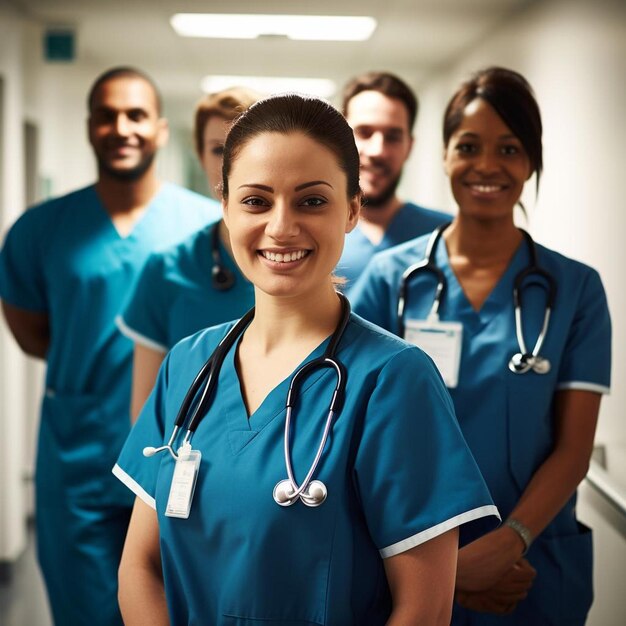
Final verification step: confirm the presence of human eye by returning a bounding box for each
[92,108,115,124]
[353,127,373,140]
[299,196,327,208]
[127,109,148,122]
[241,196,270,210]
[501,144,521,156]
[455,142,477,154]
[211,145,224,157]
[385,131,404,144]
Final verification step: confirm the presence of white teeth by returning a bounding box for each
[472,184,502,193]
[262,250,307,263]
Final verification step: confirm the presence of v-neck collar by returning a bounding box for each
[89,183,164,241]
[218,331,334,455]
[435,234,528,327]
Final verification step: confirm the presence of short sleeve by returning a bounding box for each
[117,254,169,353]
[0,210,48,312]
[557,269,611,393]
[113,351,172,508]
[353,347,499,558]
[350,257,396,332]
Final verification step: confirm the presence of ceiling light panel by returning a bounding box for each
[200,75,337,99]
[171,14,377,42]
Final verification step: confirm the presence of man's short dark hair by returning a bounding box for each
[87,66,162,115]
[342,71,418,132]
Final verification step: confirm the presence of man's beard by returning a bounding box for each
[362,173,401,209]
[97,151,156,182]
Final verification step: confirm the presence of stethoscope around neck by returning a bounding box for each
[397,223,557,375]
[143,294,350,508]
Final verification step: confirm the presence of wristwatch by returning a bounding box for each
[505,518,533,555]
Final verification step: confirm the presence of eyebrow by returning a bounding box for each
[458,131,518,140]
[237,180,334,192]
[92,105,149,115]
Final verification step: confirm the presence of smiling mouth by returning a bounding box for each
[467,183,507,193]
[260,249,310,263]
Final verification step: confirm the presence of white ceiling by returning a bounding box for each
[10,0,535,119]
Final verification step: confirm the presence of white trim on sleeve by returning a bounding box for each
[556,381,610,395]
[379,505,500,559]
[115,315,168,354]
[112,463,156,510]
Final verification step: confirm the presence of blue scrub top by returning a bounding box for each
[337,202,449,292]
[0,183,220,506]
[115,315,499,625]
[118,221,254,352]
[351,234,612,624]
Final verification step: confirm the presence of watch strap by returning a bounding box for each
[505,517,533,555]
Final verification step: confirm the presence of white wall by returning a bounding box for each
[0,7,29,563]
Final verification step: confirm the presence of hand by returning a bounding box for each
[456,559,536,615]
[456,526,527,592]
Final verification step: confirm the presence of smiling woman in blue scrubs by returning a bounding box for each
[118,87,258,421]
[351,68,612,625]
[113,94,499,625]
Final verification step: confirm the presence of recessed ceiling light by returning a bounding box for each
[200,75,337,99]
[171,14,377,42]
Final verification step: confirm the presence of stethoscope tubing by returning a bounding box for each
[145,294,351,508]
[397,223,557,375]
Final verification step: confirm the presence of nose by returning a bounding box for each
[362,132,385,158]
[265,202,300,240]
[113,114,132,137]
[474,150,500,175]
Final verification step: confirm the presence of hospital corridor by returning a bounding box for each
[1,1,625,625]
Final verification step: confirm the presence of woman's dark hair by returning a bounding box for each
[222,94,361,199]
[443,67,543,185]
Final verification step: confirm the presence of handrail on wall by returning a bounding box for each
[586,460,626,518]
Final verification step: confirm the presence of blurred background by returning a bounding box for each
[0,1,624,624]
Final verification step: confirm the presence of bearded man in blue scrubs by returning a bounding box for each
[337,71,450,291]
[0,67,219,625]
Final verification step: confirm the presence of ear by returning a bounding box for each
[156,118,169,148]
[442,145,451,176]
[405,134,415,159]
[86,116,94,146]
[221,198,229,228]
[345,194,361,233]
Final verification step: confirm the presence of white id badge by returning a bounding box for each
[404,318,463,388]
[165,445,202,519]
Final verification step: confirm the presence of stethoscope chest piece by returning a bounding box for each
[508,352,551,375]
[273,479,328,508]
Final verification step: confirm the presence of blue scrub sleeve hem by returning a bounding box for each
[115,315,168,354]
[379,504,501,559]
[556,381,610,395]
[112,463,156,510]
